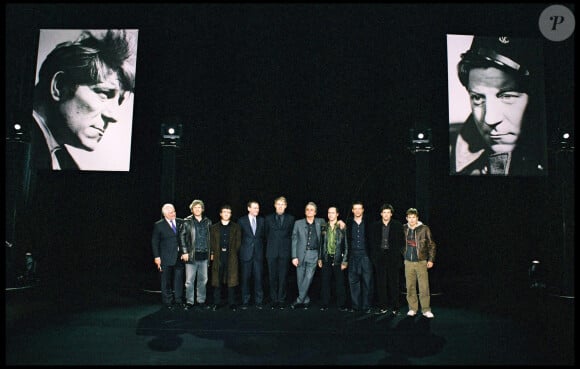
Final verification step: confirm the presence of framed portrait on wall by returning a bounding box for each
[32,29,138,171]
[447,34,548,176]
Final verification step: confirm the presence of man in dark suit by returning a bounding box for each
[264,196,295,309]
[238,200,266,310]
[152,203,186,311]
[369,203,405,316]
[290,201,325,309]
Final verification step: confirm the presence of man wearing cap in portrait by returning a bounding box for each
[449,35,547,176]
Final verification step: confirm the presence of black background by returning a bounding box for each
[5,4,575,294]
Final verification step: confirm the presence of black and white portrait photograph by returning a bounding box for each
[32,29,138,171]
[447,34,548,176]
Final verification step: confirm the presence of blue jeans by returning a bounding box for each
[185,259,208,304]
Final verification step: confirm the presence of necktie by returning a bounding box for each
[251,217,256,235]
[277,215,282,227]
[171,220,177,233]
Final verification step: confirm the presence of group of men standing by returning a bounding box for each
[151,197,437,318]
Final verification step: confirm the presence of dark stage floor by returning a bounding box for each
[5,274,575,365]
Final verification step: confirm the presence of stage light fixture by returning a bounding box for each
[6,122,29,142]
[550,128,574,152]
[528,260,545,289]
[408,128,433,153]
[160,123,183,148]
[558,130,574,151]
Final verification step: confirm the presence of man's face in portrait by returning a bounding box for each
[56,70,126,151]
[467,67,529,154]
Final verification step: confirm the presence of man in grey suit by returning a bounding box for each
[238,200,266,310]
[290,201,325,309]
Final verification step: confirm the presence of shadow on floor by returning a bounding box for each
[5,275,575,365]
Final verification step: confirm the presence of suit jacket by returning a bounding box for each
[30,115,79,170]
[369,219,405,267]
[292,217,325,263]
[152,217,184,266]
[238,215,265,262]
[264,212,295,259]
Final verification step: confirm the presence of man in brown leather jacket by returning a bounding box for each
[403,208,436,318]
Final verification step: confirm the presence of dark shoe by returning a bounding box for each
[183,303,194,311]
[211,304,219,311]
[256,304,264,310]
[338,306,349,312]
[392,309,400,316]
[271,302,279,310]
[278,303,286,310]
[290,302,300,310]
[363,307,373,314]
[229,304,237,311]
[240,304,249,310]
[377,308,389,315]
[303,303,310,310]
[166,304,176,311]
[320,305,328,311]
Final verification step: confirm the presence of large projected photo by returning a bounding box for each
[32,29,138,171]
[447,34,547,176]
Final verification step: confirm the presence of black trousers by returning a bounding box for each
[374,250,402,310]
[160,259,185,306]
[348,253,373,310]
[267,256,290,304]
[320,257,346,307]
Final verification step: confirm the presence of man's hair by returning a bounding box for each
[380,203,394,213]
[189,199,205,211]
[406,208,419,216]
[35,29,137,103]
[161,203,174,216]
[305,201,317,211]
[351,200,364,208]
[327,205,339,214]
[220,204,232,212]
[274,196,287,205]
[247,200,259,208]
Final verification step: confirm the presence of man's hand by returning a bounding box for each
[154,257,162,272]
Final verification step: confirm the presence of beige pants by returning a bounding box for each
[404,260,431,313]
